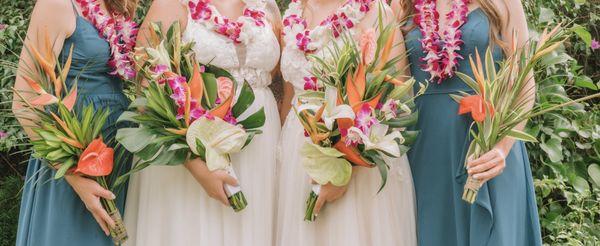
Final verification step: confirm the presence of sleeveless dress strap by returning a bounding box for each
[70,0,80,16]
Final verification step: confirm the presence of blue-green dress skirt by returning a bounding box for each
[16,13,131,246]
[405,9,542,246]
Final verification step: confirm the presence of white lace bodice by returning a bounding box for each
[181,0,280,89]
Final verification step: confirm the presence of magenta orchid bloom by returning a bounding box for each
[354,103,377,134]
[303,76,319,91]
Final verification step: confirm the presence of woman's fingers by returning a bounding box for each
[313,194,327,216]
[467,156,502,175]
[467,150,498,168]
[91,211,110,236]
[220,173,239,187]
[96,205,116,230]
[473,165,504,181]
[215,188,230,206]
[95,187,116,200]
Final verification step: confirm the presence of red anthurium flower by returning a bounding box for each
[75,137,114,177]
[458,95,494,122]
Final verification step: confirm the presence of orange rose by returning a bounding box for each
[217,77,234,102]
[359,28,376,64]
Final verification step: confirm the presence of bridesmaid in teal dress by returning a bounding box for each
[13,0,136,245]
[393,0,543,245]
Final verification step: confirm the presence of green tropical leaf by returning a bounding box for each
[588,164,600,187]
[232,81,256,117]
[507,129,539,142]
[201,73,218,107]
[54,158,75,179]
[116,127,155,152]
[238,108,266,130]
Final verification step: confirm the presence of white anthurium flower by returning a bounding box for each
[322,86,355,130]
[351,124,404,158]
[301,143,352,186]
[186,117,249,171]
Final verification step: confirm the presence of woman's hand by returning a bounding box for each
[184,158,238,206]
[467,147,508,183]
[313,182,349,217]
[65,175,116,236]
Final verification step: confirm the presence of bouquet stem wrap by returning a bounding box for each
[462,176,481,203]
[224,166,247,212]
[97,177,127,245]
[304,184,321,221]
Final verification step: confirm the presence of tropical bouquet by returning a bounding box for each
[10,35,128,244]
[453,25,600,203]
[295,21,425,221]
[115,22,265,212]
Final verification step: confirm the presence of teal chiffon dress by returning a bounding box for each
[405,8,542,246]
[16,6,131,246]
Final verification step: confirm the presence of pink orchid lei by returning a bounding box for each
[188,0,267,44]
[76,0,138,80]
[414,0,469,83]
[282,0,374,53]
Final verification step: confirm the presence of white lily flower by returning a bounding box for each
[321,86,355,130]
[349,124,404,158]
[296,86,355,131]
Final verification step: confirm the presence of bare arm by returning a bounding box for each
[266,0,283,79]
[138,0,238,204]
[12,0,119,235]
[135,0,188,48]
[468,0,533,182]
[11,0,74,140]
[279,81,295,125]
[494,0,533,154]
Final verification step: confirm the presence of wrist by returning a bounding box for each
[495,138,514,156]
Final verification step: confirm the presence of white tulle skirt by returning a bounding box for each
[276,112,417,246]
[124,87,280,246]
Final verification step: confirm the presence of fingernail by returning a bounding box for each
[473,174,480,179]
[111,193,116,199]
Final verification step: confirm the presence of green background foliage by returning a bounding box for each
[0,0,598,245]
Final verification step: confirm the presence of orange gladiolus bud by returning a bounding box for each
[458,95,494,122]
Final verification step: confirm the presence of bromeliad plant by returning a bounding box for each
[453,25,600,204]
[11,35,128,244]
[296,20,426,221]
[115,22,265,212]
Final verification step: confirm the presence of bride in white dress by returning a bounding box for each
[277,0,417,245]
[124,0,281,245]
